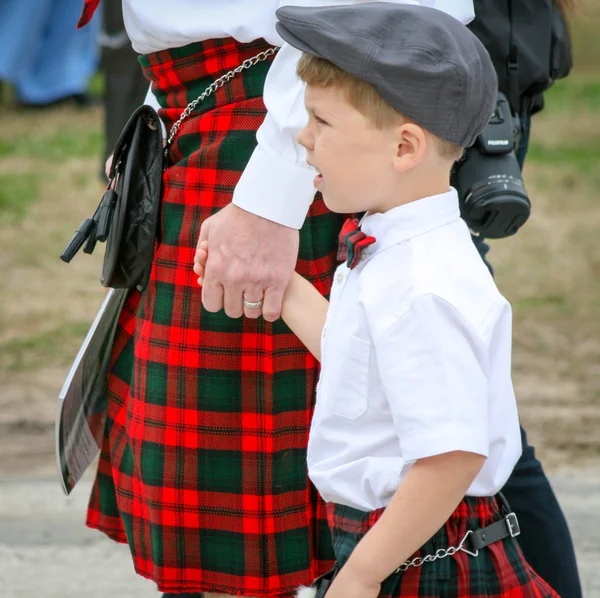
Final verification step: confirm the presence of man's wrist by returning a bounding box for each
[230,202,296,231]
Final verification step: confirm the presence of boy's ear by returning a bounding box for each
[393,123,427,173]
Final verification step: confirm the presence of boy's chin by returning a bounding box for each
[322,194,349,214]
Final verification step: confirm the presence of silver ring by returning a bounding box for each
[243,297,263,310]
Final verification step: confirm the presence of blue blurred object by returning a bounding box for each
[0,0,100,105]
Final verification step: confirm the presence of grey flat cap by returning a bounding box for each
[276,3,498,148]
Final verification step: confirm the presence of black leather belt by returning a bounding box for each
[469,511,521,552]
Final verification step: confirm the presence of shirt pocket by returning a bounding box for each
[323,332,370,420]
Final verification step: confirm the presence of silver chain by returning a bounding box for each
[395,530,479,573]
[167,47,279,147]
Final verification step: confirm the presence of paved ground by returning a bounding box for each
[0,469,598,598]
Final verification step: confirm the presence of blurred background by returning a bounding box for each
[0,1,599,597]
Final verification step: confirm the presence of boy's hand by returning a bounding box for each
[324,566,381,598]
[193,241,209,286]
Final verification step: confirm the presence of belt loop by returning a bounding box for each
[497,492,513,515]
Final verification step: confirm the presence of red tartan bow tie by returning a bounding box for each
[337,218,376,269]
[77,0,101,28]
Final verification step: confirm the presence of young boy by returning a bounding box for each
[195,4,560,598]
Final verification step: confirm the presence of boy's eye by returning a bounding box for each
[315,115,328,126]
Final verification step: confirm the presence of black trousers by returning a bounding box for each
[502,427,581,598]
[471,114,582,598]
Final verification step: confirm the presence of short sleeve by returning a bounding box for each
[374,294,489,461]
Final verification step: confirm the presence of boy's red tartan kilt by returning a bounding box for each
[320,496,560,597]
[85,38,343,595]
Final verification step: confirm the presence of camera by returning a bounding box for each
[452,92,531,239]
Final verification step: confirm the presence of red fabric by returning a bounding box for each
[85,38,343,595]
[325,498,561,597]
[77,0,101,28]
[337,217,376,269]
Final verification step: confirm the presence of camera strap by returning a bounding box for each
[506,0,520,114]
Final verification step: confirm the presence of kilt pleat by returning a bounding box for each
[85,37,342,595]
[323,496,561,598]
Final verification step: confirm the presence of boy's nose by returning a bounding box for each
[297,125,312,150]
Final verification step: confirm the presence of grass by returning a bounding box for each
[0,2,599,471]
[542,78,600,111]
[0,173,40,222]
[6,128,103,162]
[527,142,599,172]
[0,321,92,371]
[0,119,102,162]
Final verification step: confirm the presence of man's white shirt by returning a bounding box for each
[307,189,522,511]
[127,0,475,228]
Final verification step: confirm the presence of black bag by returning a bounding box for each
[468,0,573,115]
[61,105,163,291]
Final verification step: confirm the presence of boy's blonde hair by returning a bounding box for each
[297,53,464,162]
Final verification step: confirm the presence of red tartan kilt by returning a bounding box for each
[86,38,343,595]
[322,496,561,598]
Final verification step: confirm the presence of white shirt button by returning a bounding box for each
[336,272,344,285]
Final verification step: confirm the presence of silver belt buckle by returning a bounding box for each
[506,512,520,538]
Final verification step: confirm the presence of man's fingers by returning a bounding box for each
[195,246,208,264]
[201,278,225,313]
[193,245,209,286]
[193,261,205,279]
[261,285,285,322]
[197,221,209,249]
[242,286,265,319]
[223,288,244,319]
[194,249,208,274]
[194,241,209,265]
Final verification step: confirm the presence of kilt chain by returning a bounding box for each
[167,47,280,147]
[395,530,479,572]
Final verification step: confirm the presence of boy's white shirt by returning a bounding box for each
[307,189,522,512]
[130,0,475,228]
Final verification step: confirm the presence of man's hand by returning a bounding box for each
[193,204,299,321]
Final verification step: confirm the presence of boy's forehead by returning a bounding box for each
[305,84,346,108]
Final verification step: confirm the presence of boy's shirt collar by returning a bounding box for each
[359,187,461,255]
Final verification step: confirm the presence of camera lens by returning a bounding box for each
[460,172,530,238]
[452,92,532,239]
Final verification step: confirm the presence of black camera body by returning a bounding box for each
[452,92,531,239]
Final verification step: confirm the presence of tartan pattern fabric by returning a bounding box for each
[337,217,376,269]
[85,38,344,595]
[319,496,560,598]
[77,0,100,28]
